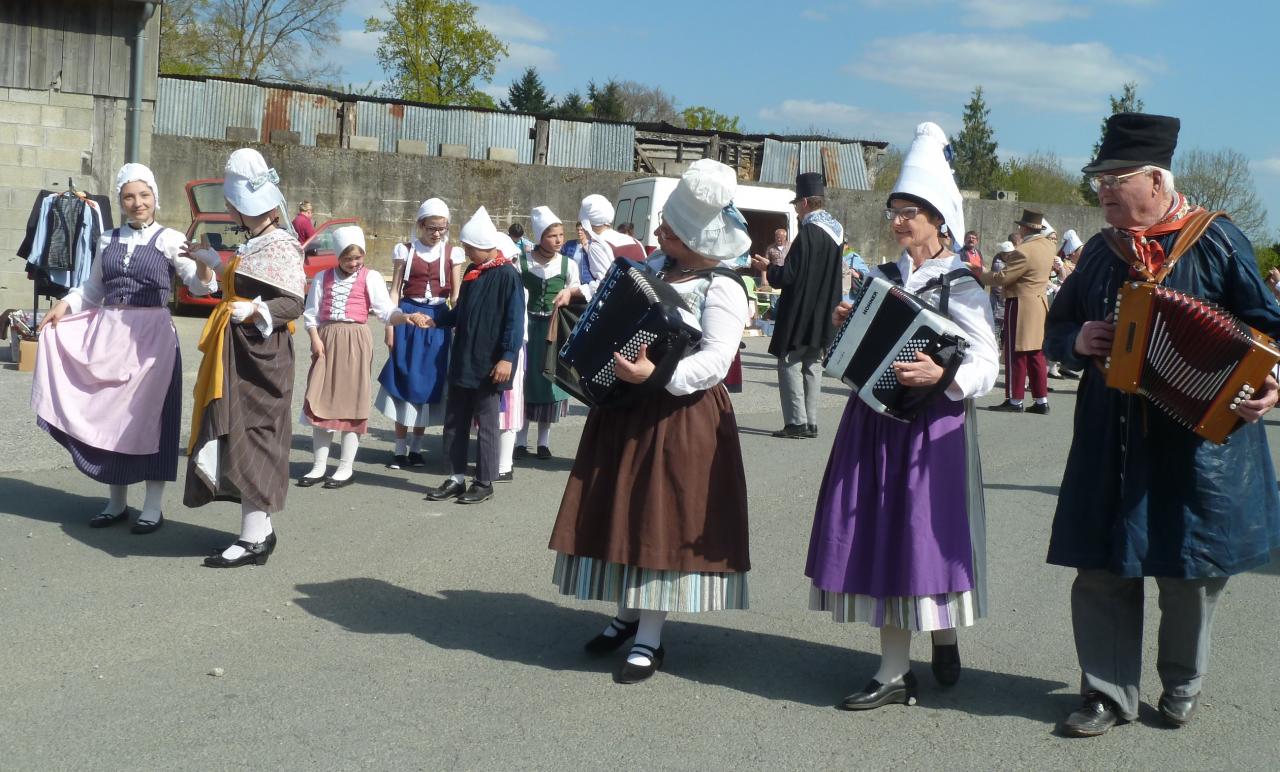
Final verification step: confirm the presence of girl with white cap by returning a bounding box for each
[512,205,580,460]
[187,148,306,568]
[299,225,431,488]
[547,159,753,685]
[33,163,219,534]
[374,198,466,469]
[806,123,999,709]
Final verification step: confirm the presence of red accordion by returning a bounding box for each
[1105,281,1280,443]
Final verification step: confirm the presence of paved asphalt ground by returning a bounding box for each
[2,317,1279,771]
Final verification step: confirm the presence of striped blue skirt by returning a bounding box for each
[553,553,748,612]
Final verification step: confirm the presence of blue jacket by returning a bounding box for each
[434,262,525,391]
[1045,216,1280,578]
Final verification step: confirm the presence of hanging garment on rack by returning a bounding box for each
[23,192,104,292]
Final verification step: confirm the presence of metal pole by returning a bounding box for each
[125,2,157,163]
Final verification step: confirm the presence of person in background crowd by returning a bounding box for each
[292,200,315,244]
[508,222,534,259]
[1046,229,1084,380]
[33,163,219,535]
[959,230,984,275]
[1046,111,1280,738]
[761,227,789,289]
[989,240,1014,338]
[983,209,1056,415]
[842,240,870,298]
[750,173,843,440]
[578,195,647,294]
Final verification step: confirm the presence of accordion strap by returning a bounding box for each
[1165,210,1228,272]
[919,268,978,315]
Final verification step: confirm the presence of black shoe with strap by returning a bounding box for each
[89,507,135,528]
[1060,691,1124,737]
[130,512,164,535]
[838,671,918,710]
[584,617,639,654]
[614,643,665,684]
[202,532,277,568]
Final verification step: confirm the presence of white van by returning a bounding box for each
[613,176,799,260]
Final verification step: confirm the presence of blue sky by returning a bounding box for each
[328,0,1280,237]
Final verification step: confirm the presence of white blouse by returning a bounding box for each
[64,223,217,313]
[393,239,465,302]
[303,268,398,329]
[870,252,999,401]
[517,252,582,287]
[665,274,750,396]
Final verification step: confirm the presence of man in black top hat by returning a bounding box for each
[751,172,843,439]
[1045,112,1280,737]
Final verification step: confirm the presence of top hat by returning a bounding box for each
[1082,112,1180,174]
[1015,209,1045,229]
[791,172,826,203]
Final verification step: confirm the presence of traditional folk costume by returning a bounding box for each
[31,164,218,533]
[492,233,527,481]
[514,206,580,459]
[548,159,752,684]
[577,194,647,295]
[187,148,306,568]
[805,123,998,708]
[300,225,421,488]
[422,207,525,504]
[766,172,844,439]
[983,209,1056,412]
[374,198,464,465]
[1047,113,1280,733]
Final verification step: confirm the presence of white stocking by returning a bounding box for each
[516,420,530,449]
[306,428,333,479]
[873,625,912,685]
[498,429,517,474]
[104,484,128,516]
[627,611,668,666]
[331,431,360,481]
[138,480,165,525]
[221,503,273,561]
[536,422,551,448]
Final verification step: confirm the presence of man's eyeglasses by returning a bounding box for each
[883,206,921,222]
[1087,169,1148,193]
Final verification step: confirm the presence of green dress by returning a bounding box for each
[520,252,571,421]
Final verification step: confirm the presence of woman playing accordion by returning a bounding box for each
[806,123,999,710]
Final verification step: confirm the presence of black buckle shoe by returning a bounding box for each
[931,642,961,687]
[130,512,164,535]
[771,424,808,439]
[323,475,355,489]
[1060,691,1124,737]
[424,479,466,501]
[1157,692,1199,727]
[89,507,135,528]
[988,400,1025,413]
[297,475,324,487]
[202,532,277,568]
[456,482,494,504]
[838,671,918,710]
[584,617,640,654]
[614,643,664,684]
[1027,402,1050,415]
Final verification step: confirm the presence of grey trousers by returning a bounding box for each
[777,346,824,427]
[443,385,500,485]
[1071,568,1228,720]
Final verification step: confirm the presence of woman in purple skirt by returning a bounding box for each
[806,122,999,710]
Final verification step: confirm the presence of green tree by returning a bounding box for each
[951,86,1000,194]
[1080,81,1144,203]
[556,91,589,119]
[500,66,555,114]
[159,0,215,76]
[680,105,742,133]
[872,147,904,192]
[995,150,1085,206]
[367,0,508,106]
[587,80,626,120]
[616,81,679,123]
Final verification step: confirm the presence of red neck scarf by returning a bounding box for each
[462,255,511,282]
[1121,192,1199,280]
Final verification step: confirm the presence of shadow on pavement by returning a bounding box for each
[984,483,1062,497]
[292,579,1069,717]
[0,477,233,558]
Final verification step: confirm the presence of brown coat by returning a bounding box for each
[983,234,1056,351]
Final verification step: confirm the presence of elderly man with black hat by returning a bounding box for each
[982,208,1056,414]
[1045,112,1280,737]
[750,172,844,439]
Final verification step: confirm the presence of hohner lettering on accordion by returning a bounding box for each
[1105,281,1280,444]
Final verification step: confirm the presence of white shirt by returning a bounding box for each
[394,239,465,302]
[871,252,999,401]
[303,268,398,329]
[665,274,750,396]
[581,229,642,302]
[517,251,581,286]
[64,223,217,313]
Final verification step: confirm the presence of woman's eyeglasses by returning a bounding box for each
[883,206,921,222]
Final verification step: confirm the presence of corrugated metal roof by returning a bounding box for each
[351,100,534,161]
[547,120,634,171]
[759,139,870,190]
[261,87,341,145]
[157,78,267,141]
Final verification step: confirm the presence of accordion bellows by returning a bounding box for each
[1106,281,1280,443]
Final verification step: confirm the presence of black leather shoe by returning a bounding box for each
[1158,692,1199,727]
[424,479,466,501]
[513,446,530,460]
[297,475,324,488]
[536,445,553,460]
[1060,369,1080,380]
[495,471,514,483]
[130,513,163,535]
[1027,402,1051,415]
[931,642,961,687]
[387,454,408,470]
[407,451,426,467]
[323,475,355,489]
[456,482,494,504]
[838,671,918,710]
[89,507,134,528]
[584,617,640,654]
[1060,691,1124,737]
[614,643,664,684]
[772,423,808,438]
[804,424,818,438]
[202,532,277,568]
[988,400,1024,413]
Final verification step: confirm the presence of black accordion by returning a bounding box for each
[557,258,702,407]
[1105,281,1280,443]
[823,275,969,422]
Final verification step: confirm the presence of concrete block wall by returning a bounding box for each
[1,85,154,311]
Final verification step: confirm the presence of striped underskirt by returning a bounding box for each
[809,586,979,631]
[553,553,748,612]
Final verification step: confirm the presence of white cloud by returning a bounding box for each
[1254,159,1280,177]
[959,0,1088,28]
[502,41,560,73]
[475,3,551,42]
[757,99,954,144]
[336,28,381,58]
[847,33,1161,112]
